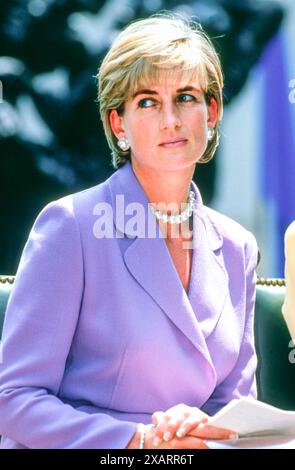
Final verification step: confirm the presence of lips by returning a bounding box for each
[159,138,188,148]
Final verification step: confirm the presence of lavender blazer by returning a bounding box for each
[0,161,258,449]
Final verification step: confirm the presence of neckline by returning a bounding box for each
[164,220,195,302]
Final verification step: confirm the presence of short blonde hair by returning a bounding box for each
[97,13,224,169]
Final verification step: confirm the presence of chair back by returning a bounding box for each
[255,279,295,410]
[0,276,14,335]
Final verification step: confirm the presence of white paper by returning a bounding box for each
[209,397,295,438]
[207,435,295,449]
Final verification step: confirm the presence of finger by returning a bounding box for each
[188,423,237,440]
[159,436,209,450]
[176,415,209,438]
[156,414,191,443]
[152,411,165,426]
[161,416,186,442]
[155,415,207,445]
[152,414,170,447]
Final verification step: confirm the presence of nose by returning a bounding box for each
[159,102,181,130]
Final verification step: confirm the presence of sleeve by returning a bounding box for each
[202,231,258,416]
[0,199,138,449]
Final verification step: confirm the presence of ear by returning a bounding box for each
[109,109,125,139]
[207,97,218,128]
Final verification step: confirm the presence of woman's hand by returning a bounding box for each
[144,423,209,449]
[151,403,236,447]
[151,403,208,446]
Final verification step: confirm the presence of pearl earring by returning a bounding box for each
[117,136,130,151]
[207,128,214,141]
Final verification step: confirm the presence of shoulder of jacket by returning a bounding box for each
[43,178,110,215]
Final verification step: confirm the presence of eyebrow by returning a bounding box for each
[132,86,202,99]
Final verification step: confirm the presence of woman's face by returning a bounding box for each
[109,73,218,173]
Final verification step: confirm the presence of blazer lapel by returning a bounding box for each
[188,192,229,339]
[123,234,212,362]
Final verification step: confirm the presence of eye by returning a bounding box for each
[137,98,156,108]
[177,94,197,103]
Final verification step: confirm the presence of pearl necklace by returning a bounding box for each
[150,190,196,224]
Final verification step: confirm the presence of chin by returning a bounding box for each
[163,159,197,172]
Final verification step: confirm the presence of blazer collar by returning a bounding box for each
[108,161,223,251]
[107,161,226,371]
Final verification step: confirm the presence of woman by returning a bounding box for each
[0,14,258,449]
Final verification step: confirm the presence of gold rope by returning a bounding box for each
[0,275,286,287]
